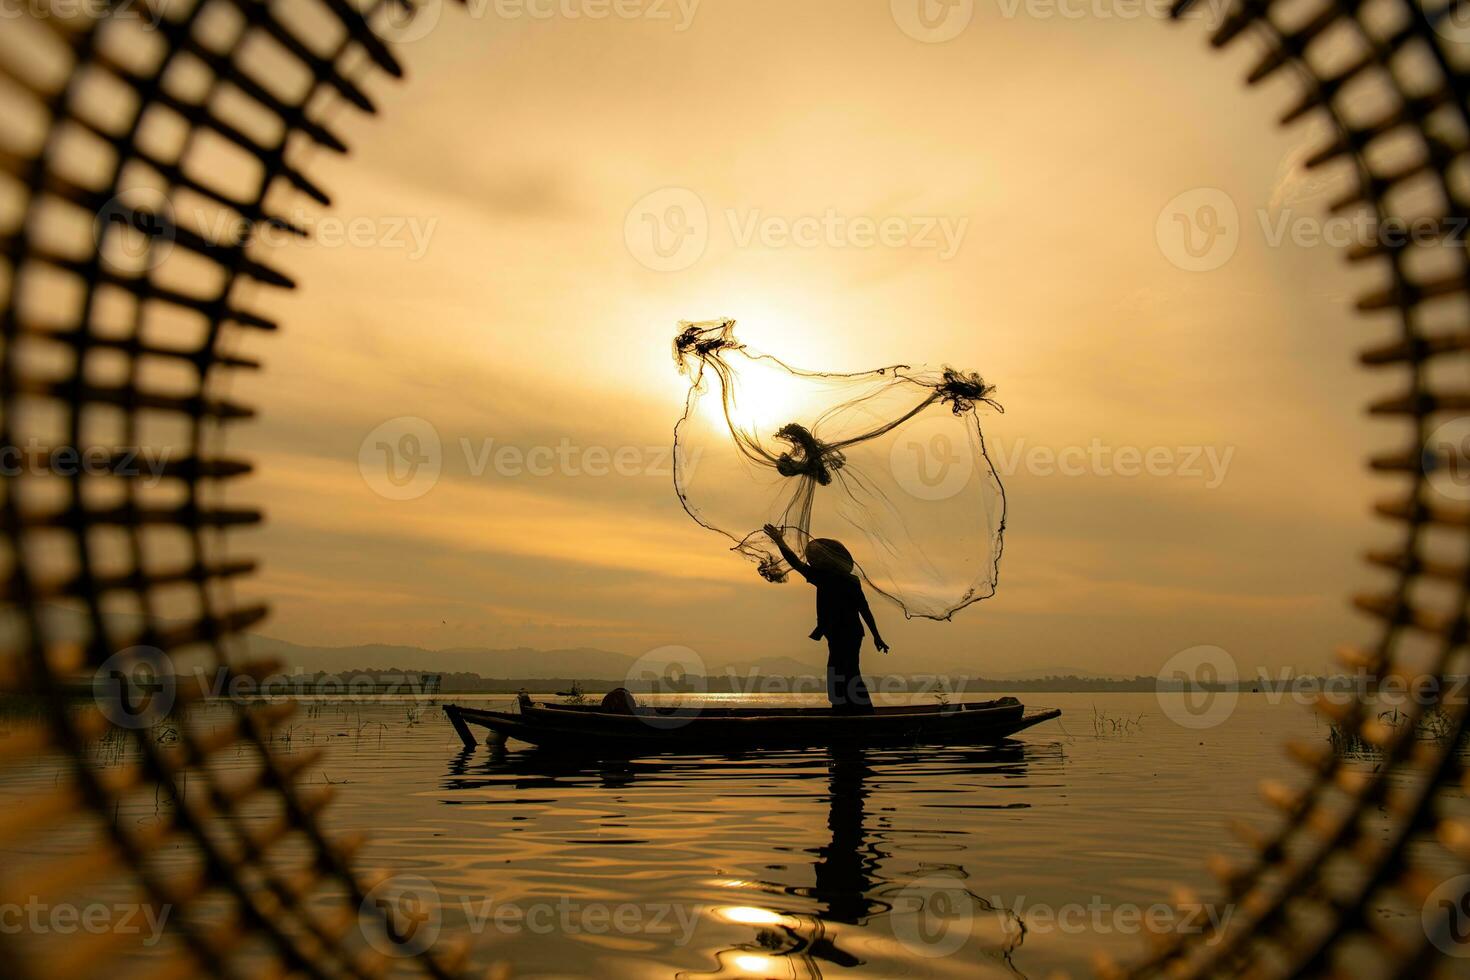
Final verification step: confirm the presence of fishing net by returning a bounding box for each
[672,319,1007,621]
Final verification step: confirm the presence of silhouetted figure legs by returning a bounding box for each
[826,636,873,713]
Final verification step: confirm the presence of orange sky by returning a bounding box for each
[227,2,1397,677]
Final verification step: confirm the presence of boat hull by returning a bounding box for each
[443,697,1060,753]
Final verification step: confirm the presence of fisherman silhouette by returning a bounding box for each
[763,524,889,712]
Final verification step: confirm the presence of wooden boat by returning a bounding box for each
[443,693,1060,753]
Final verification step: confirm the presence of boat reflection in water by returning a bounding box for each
[687,746,1029,979]
[444,739,1042,978]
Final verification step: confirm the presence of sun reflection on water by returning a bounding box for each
[717,906,789,927]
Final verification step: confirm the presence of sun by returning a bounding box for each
[726,357,809,437]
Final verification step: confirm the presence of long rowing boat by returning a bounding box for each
[443,694,1060,753]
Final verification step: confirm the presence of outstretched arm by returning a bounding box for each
[763,524,813,579]
[859,592,890,653]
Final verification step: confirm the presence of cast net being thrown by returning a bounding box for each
[672,319,1007,621]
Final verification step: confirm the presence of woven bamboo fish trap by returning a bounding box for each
[0,1,1465,977]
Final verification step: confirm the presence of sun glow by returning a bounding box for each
[726,362,807,437]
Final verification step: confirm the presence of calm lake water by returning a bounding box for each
[1,692,1462,977]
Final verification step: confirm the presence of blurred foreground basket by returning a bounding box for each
[0,0,1466,977]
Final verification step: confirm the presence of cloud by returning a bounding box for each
[247,450,749,586]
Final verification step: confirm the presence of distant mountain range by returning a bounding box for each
[245,634,656,679]
[15,604,1129,682]
[232,639,1125,683]
[986,665,1113,681]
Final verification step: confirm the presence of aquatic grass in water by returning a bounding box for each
[1091,705,1144,737]
[1329,705,1469,757]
